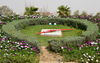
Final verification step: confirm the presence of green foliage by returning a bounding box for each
[61,36,85,46]
[0,53,39,63]
[23,23,28,29]
[81,11,88,16]
[2,18,99,49]
[77,30,83,36]
[63,40,100,63]
[0,6,15,16]
[75,23,78,29]
[73,10,79,16]
[21,25,81,46]
[57,5,71,17]
[48,39,63,52]
[24,6,39,16]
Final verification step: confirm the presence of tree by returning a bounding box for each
[95,12,100,17]
[57,5,71,18]
[0,6,15,16]
[73,10,79,16]
[81,11,88,16]
[24,6,39,16]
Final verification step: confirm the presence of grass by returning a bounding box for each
[21,25,82,46]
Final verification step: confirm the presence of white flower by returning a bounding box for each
[4,55,6,57]
[21,46,23,48]
[82,60,84,62]
[97,47,99,50]
[86,53,88,55]
[89,56,91,58]
[91,58,93,61]
[81,58,82,59]
[96,60,98,62]
[15,42,17,44]
[17,43,19,44]
[25,46,27,48]
[25,48,27,50]
[91,42,95,45]
[61,47,63,49]
[86,62,88,63]
[6,53,8,55]
[83,54,86,56]
[5,49,7,51]
[93,55,95,57]
[18,48,21,49]
[88,59,90,61]
[0,46,3,48]
[79,47,81,50]
[7,41,9,43]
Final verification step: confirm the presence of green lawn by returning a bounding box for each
[21,25,82,46]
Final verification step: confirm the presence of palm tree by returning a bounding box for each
[57,5,71,18]
[24,6,39,16]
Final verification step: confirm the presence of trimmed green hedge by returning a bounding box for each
[2,18,99,52]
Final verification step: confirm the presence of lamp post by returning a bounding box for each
[58,58,60,63]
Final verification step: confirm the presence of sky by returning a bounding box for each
[0,0,100,15]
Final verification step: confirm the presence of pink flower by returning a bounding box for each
[3,22,6,24]
[12,41,14,43]
[77,44,79,46]
[14,49,16,51]
[63,46,67,48]
[36,51,39,53]
[96,51,99,53]
[20,43,23,45]
[91,45,93,47]
[70,47,73,50]
[23,43,25,45]
[19,49,21,51]
[95,44,97,46]
[32,47,37,49]
[23,41,25,42]
[11,47,13,49]
[13,55,16,56]
[5,37,7,40]
[0,21,2,24]
[68,49,70,51]
[27,45,31,47]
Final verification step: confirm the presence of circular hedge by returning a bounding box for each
[2,18,99,50]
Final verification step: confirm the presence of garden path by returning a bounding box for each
[39,46,75,63]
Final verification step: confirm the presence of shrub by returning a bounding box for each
[61,36,85,46]
[77,30,83,36]
[2,18,99,51]
[48,39,63,52]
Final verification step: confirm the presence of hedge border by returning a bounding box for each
[2,18,99,50]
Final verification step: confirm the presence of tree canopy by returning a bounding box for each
[57,5,71,18]
[0,6,15,16]
[24,6,39,16]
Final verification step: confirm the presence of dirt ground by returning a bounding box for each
[39,46,75,63]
